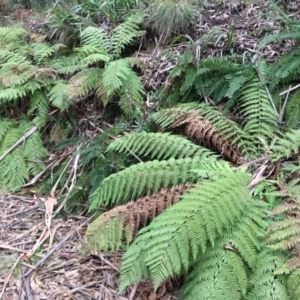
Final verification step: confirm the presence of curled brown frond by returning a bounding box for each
[179,111,242,163]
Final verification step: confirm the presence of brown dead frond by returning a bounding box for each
[173,110,242,163]
[85,184,191,247]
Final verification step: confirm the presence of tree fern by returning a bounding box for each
[90,158,230,209]
[107,131,217,160]
[119,169,252,291]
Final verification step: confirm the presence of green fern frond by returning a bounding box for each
[0,119,14,141]
[287,268,300,299]
[97,59,132,105]
[239,77,279,143]
[0,27,28,44]
[259,29,300,49]
[0,63,34,87]
[199,57,241,74]
[268,48,300,86]
[80,53,110,67]
[119,169,252,291]
[180,200,269,300]
[0,86,26,104]
[51,55,83,75]
[80,26,110,51]
[271,129,300,160]
[48,81,75,111]
[28,90,49,127]
[107,131,217,160]
[90,157,230,209]
[225,72,249,99]
[68,68,102,97]
[0,126,28,191]
[118,68,145,117]
[31,43,65,65]
[23,131,48,176]
[285,89,300,129]
[111,12,145,58]
[246,250,289,300]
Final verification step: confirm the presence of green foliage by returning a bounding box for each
[75,0,142,24]
[119,169,253,291]
[107,131,217,160]
[285,89,300,129]
[180,202,270,300]
[287,268,300,300]
[239,77,280,144]
[0,120,47,191]
[270,129,300,160]
[246,250,289,300]
[90,158,230,209]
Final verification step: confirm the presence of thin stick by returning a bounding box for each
[279,86,290,121]
[256,64,278,115]
[99,254,119,272]
[0,126,37,162]
[23,269,34,300]
[129,284,138,300]
[280,83,300,96]
[0,254,22,300]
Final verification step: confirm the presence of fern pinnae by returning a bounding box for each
[287,268,300,299]
[107,131,217,160]
[80,26,110,51]
[119,169,252,292]
[246,250,289,300]
[180,200,269,300]
[90,158,230,209]
[110,12,145,58]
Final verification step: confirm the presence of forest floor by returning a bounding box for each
[1,0,300,299]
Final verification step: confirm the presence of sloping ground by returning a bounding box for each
[0,196,178,299]
[138,0,300,91]
[1,1,300,299]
